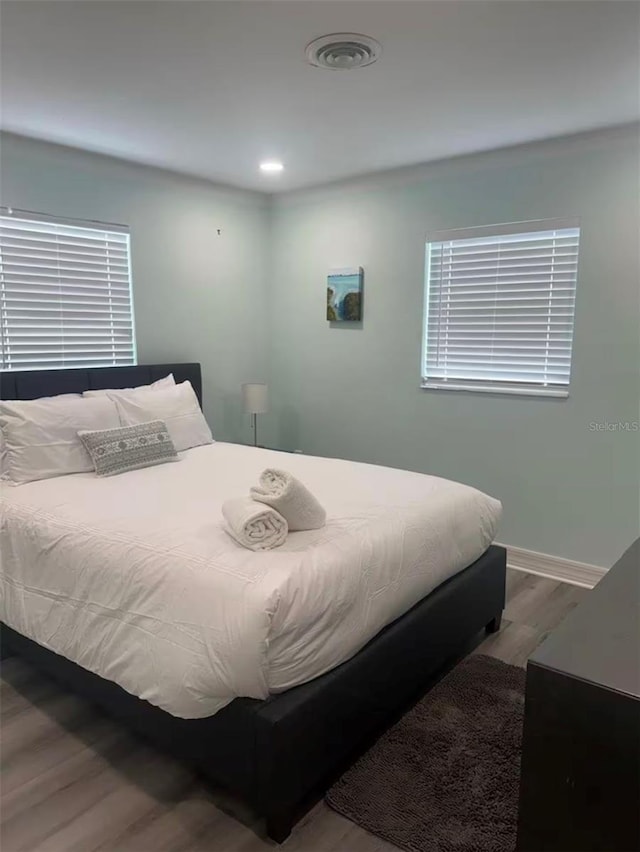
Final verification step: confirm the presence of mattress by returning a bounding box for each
[0,443,501,719]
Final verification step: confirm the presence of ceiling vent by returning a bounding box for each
[305,33,382,70]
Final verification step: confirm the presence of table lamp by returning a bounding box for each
[242,383,268,447]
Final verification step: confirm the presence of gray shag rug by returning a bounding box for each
[326,654,525,852]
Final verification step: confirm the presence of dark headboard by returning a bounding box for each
[0,363,203,406]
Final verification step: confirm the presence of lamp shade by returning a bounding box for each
[242,383,268,415]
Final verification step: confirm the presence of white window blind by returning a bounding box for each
[0,210,136,371]
[422,218,580,398]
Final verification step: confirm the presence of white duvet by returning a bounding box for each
[0,443,501,719]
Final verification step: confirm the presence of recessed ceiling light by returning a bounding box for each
[260,161,284,174]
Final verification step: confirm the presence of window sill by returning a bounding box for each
[420,381,569,399]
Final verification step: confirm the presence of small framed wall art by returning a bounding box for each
[326,267,363,322]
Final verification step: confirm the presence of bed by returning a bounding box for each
[0,362,507,841]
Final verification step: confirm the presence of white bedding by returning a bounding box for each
[0,443,501,719]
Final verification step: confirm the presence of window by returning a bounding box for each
[0,209,136,371]
[422,219,580,397]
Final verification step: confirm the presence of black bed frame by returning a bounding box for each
[0,363,506,842]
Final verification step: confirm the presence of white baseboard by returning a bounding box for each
[497,542,607,589]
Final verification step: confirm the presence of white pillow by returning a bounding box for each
[0,393,82,479]
[0,395,121,484]
[112,381,213,452]
[83,373,175,399]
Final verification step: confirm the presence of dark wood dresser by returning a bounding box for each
[517,539,640,852]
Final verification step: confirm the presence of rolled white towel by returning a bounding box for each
[222,497,288,551]
[250,468,326,531]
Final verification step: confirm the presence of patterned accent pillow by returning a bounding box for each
[78,420,178,477]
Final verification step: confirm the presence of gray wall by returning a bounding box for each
[2,128,638,565]
[0,133,270,443]
[267,127,640,567]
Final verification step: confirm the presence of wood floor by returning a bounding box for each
[0,570,588,852]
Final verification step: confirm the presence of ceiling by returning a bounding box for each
[1,1,639,193]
